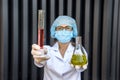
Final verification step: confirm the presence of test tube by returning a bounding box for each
[38,10,45,48]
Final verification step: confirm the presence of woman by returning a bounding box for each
[31,16,88,80]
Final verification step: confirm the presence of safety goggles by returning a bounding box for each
[55,26,73,31]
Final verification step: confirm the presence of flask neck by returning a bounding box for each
[75,43,82,50]
[75,36,82,49]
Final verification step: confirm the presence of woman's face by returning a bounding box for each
[54,24,73,43]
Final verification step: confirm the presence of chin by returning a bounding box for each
[59,41,71,44]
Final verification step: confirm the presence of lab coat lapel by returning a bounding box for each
[52,42,74,62]
[52,42,63,59]
[63,43,74,62]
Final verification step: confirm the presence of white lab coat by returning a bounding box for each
[35,42,88,80]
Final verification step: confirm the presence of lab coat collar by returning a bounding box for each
[51,42,75,62]
[52,42,74,51]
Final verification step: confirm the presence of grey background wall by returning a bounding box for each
[0,0,120,80]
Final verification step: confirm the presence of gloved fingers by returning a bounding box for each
[31,48,45,55]
[32,44,40,50]
[34,58,45,63]
[75,65,82,69]
[33,55,50,60]
[70,64,81,69]
[34,55,50,63]
[32,44,48,54]
[31,49,37,55]
[70,64,88,70]
[43,47,48,54]
[82,64,88,69]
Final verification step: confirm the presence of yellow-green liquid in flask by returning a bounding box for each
[71,53,87,67]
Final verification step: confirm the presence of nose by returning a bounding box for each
[62,29,66,31]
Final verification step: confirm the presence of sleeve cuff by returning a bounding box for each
[34,61,46,68]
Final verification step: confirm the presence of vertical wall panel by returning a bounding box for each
[31,0,38,80]
[59,0,64,15]
[44,0,51,45]
[0,0,120,80]
[92,0,102,80]
[102,0,113,80]
[11,0,19,80]
[50,0,55,45]
[117,2,120,79]
[75,0,81,35]
[1,0,9,80]
[84,0,93,80]
[22,0,28,80]
[50,0,55,24]
[0,0,3,80]
[67,0,72,16]
[111,0,119,79]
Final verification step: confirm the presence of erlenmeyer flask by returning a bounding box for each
[70,36,88,69]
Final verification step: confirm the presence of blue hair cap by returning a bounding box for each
[50,15,78,38]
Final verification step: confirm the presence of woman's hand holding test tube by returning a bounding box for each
[31,44,50,63]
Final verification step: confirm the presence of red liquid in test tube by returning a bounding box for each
[38,28,44,48]
[38,10,45,49]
